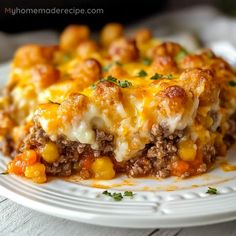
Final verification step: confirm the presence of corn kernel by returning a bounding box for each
[24,163,47,183]
[197,130,210,143]
[91,157,115,180]
[32,175,47,184]
[178,140,197,162]
[41,142,59,163]
[24,163,45,178]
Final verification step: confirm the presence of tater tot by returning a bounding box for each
[70,58,102,82]
[31,64,60,89]
[109,38,139,63]
[135,28,152,44]
[60,25,90,51]
[100,23,123,47]
[13,45,58,68]
[149,42,183,59]
[76,40,99,58]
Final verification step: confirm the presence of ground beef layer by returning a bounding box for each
[17,122,220,179]
[21,124,114,178]
[2,111,236,180]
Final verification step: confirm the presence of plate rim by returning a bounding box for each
[1,179,236,228]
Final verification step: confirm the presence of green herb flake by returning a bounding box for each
[118,80,132,88]
[229,80,236,87]
[150,73,163,80]
[102,190,135,201]
[175,49,188,61]
[101,76,132,88]
[150,73,173,80]
[124,191,134,197]
[166,74,173,79]
[112,192,123,201]
[143,58,152,66]
[106,75,118,83]
[206,187,218,195]
[102,190,112,197]
[137,70,148,77]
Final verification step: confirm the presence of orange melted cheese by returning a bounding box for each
[4,25,236,165]
[36,63,215,162]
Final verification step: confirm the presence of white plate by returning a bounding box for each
[1,63,236,228]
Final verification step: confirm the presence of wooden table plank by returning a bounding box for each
[0,198,154,236]
[149,228,182,236]
[178,221,236,236]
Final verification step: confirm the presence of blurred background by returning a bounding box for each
[0,0,236,33]
[0,0,236,63]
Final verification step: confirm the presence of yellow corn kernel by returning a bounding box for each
[24,163,47,183]
[41,142,59,163]
[197,130,210,144]
[91,157,115,180]
[32,175,47,184]
[178,140,197,162]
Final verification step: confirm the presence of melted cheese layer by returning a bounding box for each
[36,71,212,162]
[7,36,236,163]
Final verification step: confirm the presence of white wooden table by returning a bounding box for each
[1,195,236,236]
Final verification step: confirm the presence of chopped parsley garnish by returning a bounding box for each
[119,80,132,88]
[137,70,148,77]
[105,75,118,83]
[229,80,236,87]
[112,193,123,201]
[101,75,132,88]
[143,58,152,66]
[166,74,173,79]
[150,73,163,80]
[150,73,173,80]
[102,190,134,201]
[124,191,134,197]
[175,49,188,61]
[102,61,122,72]
[102,190,112,197]
[206,187,218,195]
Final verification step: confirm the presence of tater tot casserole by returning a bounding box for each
[0,23,236,183]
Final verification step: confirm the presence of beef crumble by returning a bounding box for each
[21,124,114,177]
[126,125,184,178]
[16,118,235,179]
